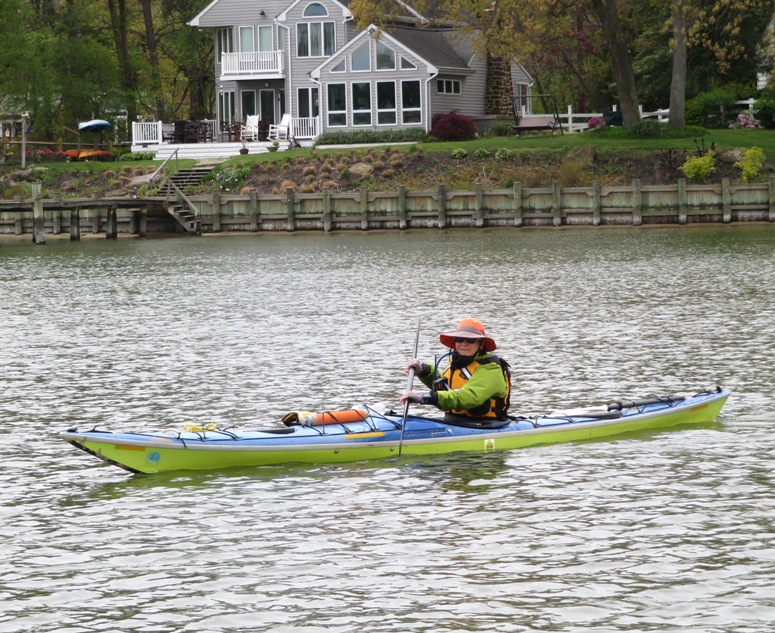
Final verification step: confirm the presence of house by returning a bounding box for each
[188,0,533,142]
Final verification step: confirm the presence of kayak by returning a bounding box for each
[60,387,730,474]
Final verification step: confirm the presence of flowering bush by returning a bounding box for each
[680,150,716,182]
[728,111,761,129]
[587,116,605,131]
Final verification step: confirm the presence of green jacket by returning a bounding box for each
[418,352,508,415]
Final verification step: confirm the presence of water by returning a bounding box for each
[1,226,774,633]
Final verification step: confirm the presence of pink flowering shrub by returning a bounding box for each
[728,111,761,129]
[587,116,605,131]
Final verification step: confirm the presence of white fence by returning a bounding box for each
[561,98,757,133]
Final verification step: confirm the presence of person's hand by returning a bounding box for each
[400,391,424,404]
[405,359,430,377]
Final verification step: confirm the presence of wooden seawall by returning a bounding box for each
[3,178,775,240]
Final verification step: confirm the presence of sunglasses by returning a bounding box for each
[454,337,479,344]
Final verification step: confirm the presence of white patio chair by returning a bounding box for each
[240,115,260,142]
[268,114,292,141]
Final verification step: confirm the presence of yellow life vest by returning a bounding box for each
[441,356,511,419]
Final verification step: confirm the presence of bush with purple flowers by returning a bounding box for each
[586,116,605,131]
[728,111,761,129]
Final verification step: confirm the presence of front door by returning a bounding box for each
[260,90,275,125]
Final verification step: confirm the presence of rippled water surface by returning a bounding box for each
[2,226,774,632]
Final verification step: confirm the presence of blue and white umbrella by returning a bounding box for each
[78,119,111,133]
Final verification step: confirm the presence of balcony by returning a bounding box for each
[220,51,285,80]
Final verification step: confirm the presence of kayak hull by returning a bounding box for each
[61,389,729,474]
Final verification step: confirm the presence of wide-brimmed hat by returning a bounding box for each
[439,318,496,352]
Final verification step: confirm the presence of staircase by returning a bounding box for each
[168,164,216,190]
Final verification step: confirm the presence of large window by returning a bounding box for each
[258,25,273,52]
[241,90,256,117]
[297,22,335,57]
[327,84,346,127]
[352,82,371,125]
[376,42,395,70]
[377,82,396,125]
[401,81,421,124]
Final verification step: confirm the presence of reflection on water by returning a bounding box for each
[1,226,774,632]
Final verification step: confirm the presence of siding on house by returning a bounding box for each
[189,0,533,136]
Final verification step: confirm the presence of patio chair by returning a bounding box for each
[240,115,260,142]
[268,114,292,141]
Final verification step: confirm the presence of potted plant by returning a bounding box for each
[239,138,249,155]
[267,140,280,153]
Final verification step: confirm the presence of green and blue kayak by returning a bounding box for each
[60,387,730,474]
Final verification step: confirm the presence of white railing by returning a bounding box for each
[221,51,284,76]
[292,116,319,139]
[133,121,162,144]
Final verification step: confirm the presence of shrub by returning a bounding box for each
[558,159,586,187]
[122,151,156,161]
[587,116,605,131]
[213,166,250,190]
[753,94,775,129]
[686,90,737,128]
[495,148,514,161]
[487,122,511,137]
[628,119,664,138]
[734,146,766,183]
[313,128,431,146]
[450,148,468,159]
[680,150,716,182]
[472,148,491,159]
[430,111,478,142]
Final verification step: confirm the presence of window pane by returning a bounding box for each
[329,113,346,126]
[377,82,395,108]
[240,27,254,52]
[303,2,328,16]
[376,42,395,70]
[353,112,371,125]
[311,87,319,117]
[352,42,370,71]
[352,82,370,110]
[378,111,396,124]
[258,26,273,52]
[328,84,346,111]
[400,56,416,69]
[402,81,420,108]
[402,110,421,123]
[323,22,335,56]
[310,23,322,56]
[297,24,309,57]
[332,59,345,72]
[299,88,310,118]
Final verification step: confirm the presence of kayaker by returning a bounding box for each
[401,318,511,420]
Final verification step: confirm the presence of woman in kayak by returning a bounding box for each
[401,318,511,420]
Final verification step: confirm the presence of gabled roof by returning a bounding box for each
[386,26,471,72]
[277,0,352,21]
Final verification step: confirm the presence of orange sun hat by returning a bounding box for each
[439,318,496,351]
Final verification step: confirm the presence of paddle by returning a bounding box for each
[399,319,422,451]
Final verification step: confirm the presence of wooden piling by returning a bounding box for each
[437,184,447,228]
[70,208,81,241]
[211,190,221,232]
[592,180,601,226]
[513,181,523,227]
[139,208,147,238]
[398,186,408,229]
[552,181,562,227]
[722,178,731,223]
[106,205,117,239]
[474,185,484,227]
[322,188,332,232]
[360,186,368,230]
[286,188,295,231]
[678,178,687,224]
[32,183,45,245]
[632,179,642,226]
[769,176,775,222]
[249,188,260,231]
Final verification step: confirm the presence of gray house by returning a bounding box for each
[189,0,533,141]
